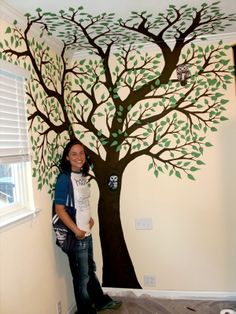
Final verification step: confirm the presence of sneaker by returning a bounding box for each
[96,299,122,311]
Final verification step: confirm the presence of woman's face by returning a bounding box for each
[66,144,86,172]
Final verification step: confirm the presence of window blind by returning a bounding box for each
[0,68,30,163]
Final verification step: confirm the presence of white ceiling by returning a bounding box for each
[1,0,236,35]
[4,0,235,17]
[1,0,236,53]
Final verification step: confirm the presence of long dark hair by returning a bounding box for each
[59,139,90,176]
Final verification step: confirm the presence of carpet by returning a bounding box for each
[99,292,236,314]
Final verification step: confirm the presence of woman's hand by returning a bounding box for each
[89,217,94,229]
[75,229,86,239]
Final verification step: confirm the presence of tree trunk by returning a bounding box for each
[97,175,141,288]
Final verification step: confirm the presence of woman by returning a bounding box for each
[53,139,121,314]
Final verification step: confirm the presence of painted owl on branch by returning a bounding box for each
[176,64,190,86]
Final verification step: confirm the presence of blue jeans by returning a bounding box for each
[67,235,111,314]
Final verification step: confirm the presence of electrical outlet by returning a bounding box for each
[56,301,62,314]
[144,275,156,287]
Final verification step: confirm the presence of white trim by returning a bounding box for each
[103,287,236,301]
[0,207,41,230]
[67,303,77,314]
[0,60,29,78]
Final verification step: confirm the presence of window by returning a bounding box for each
[0,61,35,228]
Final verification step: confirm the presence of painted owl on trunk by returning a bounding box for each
[176,64,190,86]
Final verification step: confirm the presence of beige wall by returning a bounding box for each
[0,181,75,314]
[120,118,236,291]
[1,12,236,314]
[0,18,75,314]
[92,47,236,292]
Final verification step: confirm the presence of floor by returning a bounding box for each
[98,292,236,314]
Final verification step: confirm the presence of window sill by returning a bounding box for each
[0,208,41,230]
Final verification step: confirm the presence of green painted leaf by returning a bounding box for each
[220,116,228,121]
[190,167,199,172]
[187,174,195,181]
[111,140,118,147]
[5,27,11,34]
[220,99,229,105]
[115,145,121,152]
[175,171,181,179]
[148,163,153,171]
[169,169,174,176]
[196,160,205,165]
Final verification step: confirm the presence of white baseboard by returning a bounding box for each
[67,303,77,314]
[67,288,236,313]
[103,287,236,301]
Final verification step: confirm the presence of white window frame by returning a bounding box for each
[0,60,36,228]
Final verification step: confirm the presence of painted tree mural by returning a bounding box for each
[0,2,235,288]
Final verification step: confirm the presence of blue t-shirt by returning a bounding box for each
[54,172,74,216]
